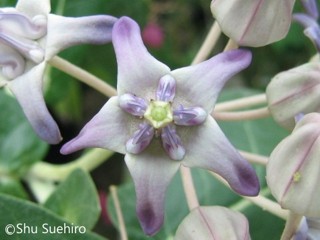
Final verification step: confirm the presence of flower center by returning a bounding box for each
[144,100,173,129]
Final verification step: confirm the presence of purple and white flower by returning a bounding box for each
[61,17,259,236]
[0,0,117,143]
[293,0,320,52]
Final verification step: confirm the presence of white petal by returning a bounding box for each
[7,62,61,144]
[61,97,135,155]
[171,49,252,113]
[181,117,259,196]
[16,0,50,18]
[125,142,180,236]
[45,14,117,59]
[112,17,170,98]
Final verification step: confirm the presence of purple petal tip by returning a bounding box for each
[226,49,252,65]
[137,204,164,236]
[234,165,260,196]
[113,16,137,37]
[60,138,82,155]
[33,119,62,144]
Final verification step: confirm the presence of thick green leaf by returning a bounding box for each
[0,194,106,240]
[0,177,28,199]
[0,90,48,175]
[43,169,101,230]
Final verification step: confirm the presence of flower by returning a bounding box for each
[210,0,296,47]
[61,16,259,236]
[174,206,250,240]
[0,0,117,144]
[267,113,320,217]
[293,0,320,51]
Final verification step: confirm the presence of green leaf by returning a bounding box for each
[0,177,28,199]
[0,90,48,175]
[43,169,101,230]
[0,194,106,240]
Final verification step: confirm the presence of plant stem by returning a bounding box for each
[211,172,288,220]
[27,148,114,181]
[244,195,288,220]
[280,212,303,240]
[191,21,221,65]
[224,39,238,51]
[239,150,268,165]
[110,185,128,240]
[213,107,270,121]
[215,93,267,111]
[48,56,117,97]
[180,166,199,210]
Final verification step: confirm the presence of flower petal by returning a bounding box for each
[125,145,181,236]
[293,13,318,28]
[118,93,148,117]
[156,74,176,102]
[45,14,117,60]
[126,123,154,154]
[301,0,319,19]
[60,96,133,155]
[0,43,25,79]
[182,117,259,196]
[161,125,186,160]
[112,16,170,98]
[171,49,252,112]
[16,0,50,18]
[173,105,207,126]
[304,26,320,52]
[7,62,61,144]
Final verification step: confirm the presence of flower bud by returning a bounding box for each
[266,62,320,130]
[210,0,295,47]
[174,206,250,240]
[267,113,320,217]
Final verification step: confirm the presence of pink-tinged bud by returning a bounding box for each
[266,62,320,130]
[210,0,295,47]
[142,22,164,49]
[175,206,250,240]
[267,113,320,217]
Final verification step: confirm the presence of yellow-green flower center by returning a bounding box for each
[144,100,173,129]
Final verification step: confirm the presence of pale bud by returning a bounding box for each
[267,113,320,217]
[174,206,250,240]
[210,0,295,47]
[266,62,320,130]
